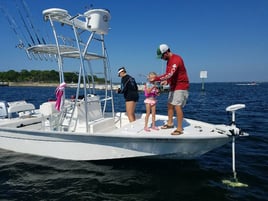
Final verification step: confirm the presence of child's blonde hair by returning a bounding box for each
[148,72,157,78]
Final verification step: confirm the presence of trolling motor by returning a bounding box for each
[223,104,248,187]
[226,104,245,136]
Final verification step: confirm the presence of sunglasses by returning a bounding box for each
[161,52,167,59]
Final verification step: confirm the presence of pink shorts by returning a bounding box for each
[144,98,157,106]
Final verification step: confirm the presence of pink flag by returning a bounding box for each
[55,82,66,111]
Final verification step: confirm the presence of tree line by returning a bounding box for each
[0,69,105,83]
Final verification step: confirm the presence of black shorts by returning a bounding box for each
[125,92,139,102]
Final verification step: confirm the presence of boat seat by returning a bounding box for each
[7,101,35,118]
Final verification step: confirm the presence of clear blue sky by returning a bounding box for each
[0,0,267,83]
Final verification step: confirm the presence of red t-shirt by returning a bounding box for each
[155,54,189,91]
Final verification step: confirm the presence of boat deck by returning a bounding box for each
[0,112,231,140]
[104,114,231,139]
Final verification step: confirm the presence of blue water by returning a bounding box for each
[0,83,267,201]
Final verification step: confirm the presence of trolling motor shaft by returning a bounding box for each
[223,104,248,187]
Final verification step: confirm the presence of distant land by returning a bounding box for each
[3,82,58,87]
[1,82,124,90]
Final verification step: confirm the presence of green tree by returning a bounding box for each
[30,70,41,82]
[0,70,105,83]
[6,70,19,81]
[18,69,30,82]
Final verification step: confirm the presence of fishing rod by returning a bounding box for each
[20,0,46,44]
[1,3,51,61]
[15,1,45,60]
[0,5,27,48]
[0,5,35,60]
[15,1,36,46]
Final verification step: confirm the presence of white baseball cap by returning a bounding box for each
[156,44,169,58]
[117,67,126,76]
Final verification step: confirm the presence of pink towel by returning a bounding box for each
[55,82,66,111]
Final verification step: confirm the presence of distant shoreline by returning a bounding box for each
[2,81,264,90]
[7,82,58,87]
[3,82,148,91]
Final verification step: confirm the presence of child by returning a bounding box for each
[144,72,160,132]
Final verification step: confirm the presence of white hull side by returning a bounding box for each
[0,126,232,161]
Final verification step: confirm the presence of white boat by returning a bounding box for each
[236,82,259,86]
[0,7,248,162]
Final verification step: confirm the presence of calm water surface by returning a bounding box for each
[0,83,267,201]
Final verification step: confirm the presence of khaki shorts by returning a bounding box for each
[168,90,189,107]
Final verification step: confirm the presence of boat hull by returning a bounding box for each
[0,126,232,161]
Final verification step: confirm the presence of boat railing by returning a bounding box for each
[28,7,114,133]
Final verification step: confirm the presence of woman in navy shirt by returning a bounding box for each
[117,67,139,122]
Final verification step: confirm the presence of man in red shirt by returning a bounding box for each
[153,44,189,135]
